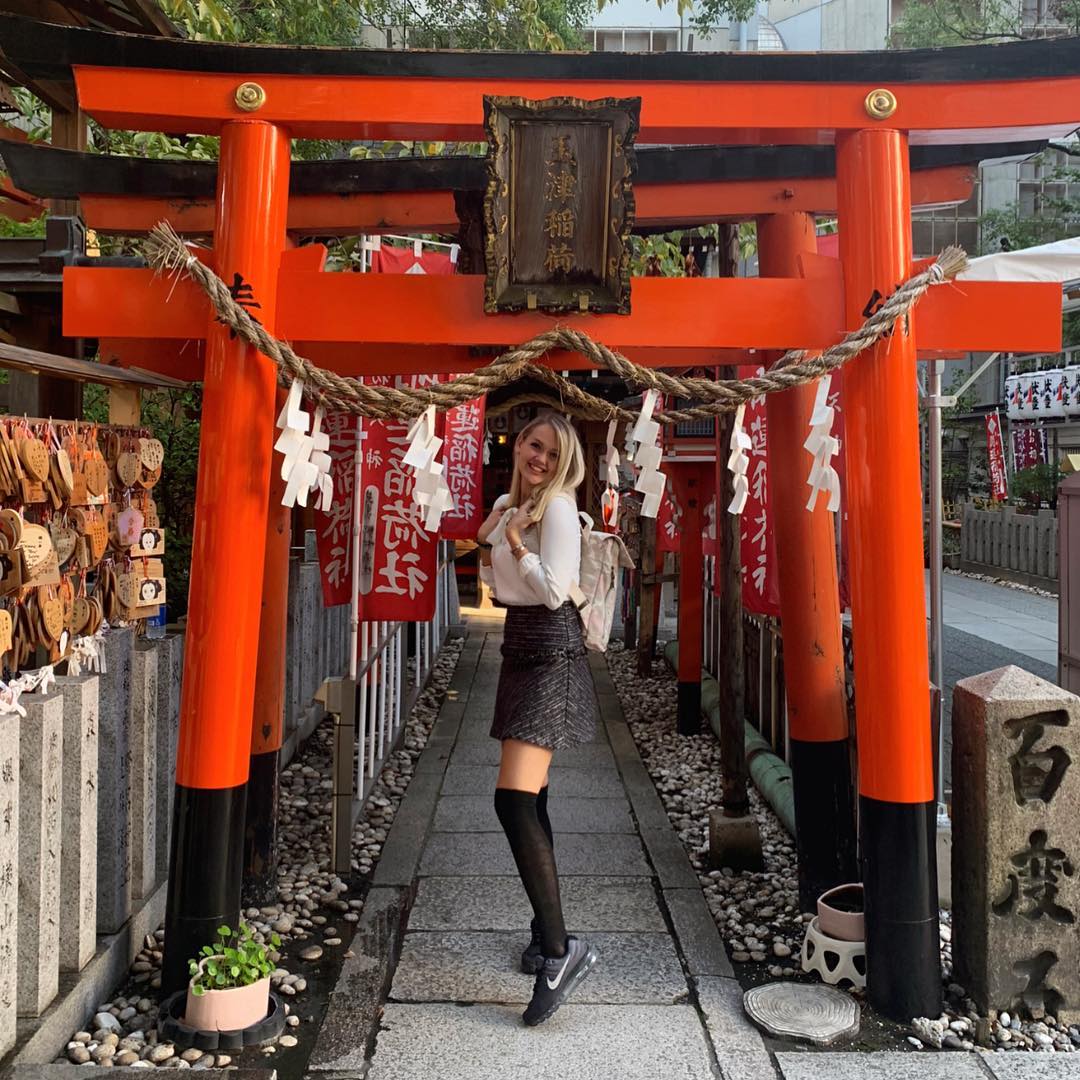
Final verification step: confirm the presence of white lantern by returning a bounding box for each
[1064,365,1080,418]
[1016,372,1034,419]
[1043,369,1066,419]
[1005,374,1022,421]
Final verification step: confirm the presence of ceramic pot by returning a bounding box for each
[183,958,270,1032]
[816,883,864,942]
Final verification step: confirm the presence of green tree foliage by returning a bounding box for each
[597,0,755,37]
[889,0,1080,47]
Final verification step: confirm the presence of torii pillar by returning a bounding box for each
[757,213,857,912]
[162,120,291,993]
[836,129,941,1020]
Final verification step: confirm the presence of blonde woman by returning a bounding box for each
[476,411,598,1026]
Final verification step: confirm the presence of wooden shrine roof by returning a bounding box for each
[0,139,1048,205]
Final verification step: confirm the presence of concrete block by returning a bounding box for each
[365,1003,714,1080]
[131,643,158,899]
[708,811,765,873]
[952,666,1080,1021]
[390,930,686,1005]
[154,633,183,880]
[18,691,63,1016]
[53,674,99,972]
[0,712,18,1056]
[97,626,133,934]
[775,1053,987,1080]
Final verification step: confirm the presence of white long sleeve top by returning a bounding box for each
[478,491,581,610]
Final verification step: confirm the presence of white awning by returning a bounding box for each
[958,235,1080,286]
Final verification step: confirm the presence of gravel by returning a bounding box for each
[60,635,464,1068]
[606,642,1068,1055]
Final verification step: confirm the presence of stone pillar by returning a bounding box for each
[953,666,1080,1022]
[155,633,183,882]
[54,674,99,972]
[0,713,18,1056]
[284,556,301,738]
[132,642,159,899]
[18,692,63,1016]
[98,626,134,933]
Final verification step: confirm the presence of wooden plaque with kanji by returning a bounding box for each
[483,95,640,315]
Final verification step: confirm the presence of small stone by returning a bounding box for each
[119,1006,137,1022]
[299,946,323,961]
[749,951,766,962]
[773,942,791,958]
[294,978,307,992]
[732,951,750,963]
[286,1015,300,1028]
[279,1035,298,1048]
[279,983,296,996]
[906,1037,923,1049]
[68,1047,91,1064]
[130,1060,153,1069]
[116,1051,140,1066]
[93,1012,123,1034]
[214,1055,232,1067]
[943,1034,964,1050]
[74,1032,92,1044]
[324,938,342,946]
[180,1049,203,1063]
[149,1044,175,1063]
[1035,1032,1054,1047]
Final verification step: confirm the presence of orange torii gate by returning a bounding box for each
[13,13,1074,1019]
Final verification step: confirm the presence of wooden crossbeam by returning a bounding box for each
[77,165,977,237]
[65,268,1062,359]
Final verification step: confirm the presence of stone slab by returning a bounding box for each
[983,1058,1080,1078]
[441,764,625,798]
[53,675,99,973]
[154,633,183,881]
[432,794,634,833]
[775,1053,989,1079]
[390,931,687,1004]
[131,643,158,900]
[952,665,1080,1021]
[640,826,700,889]
[409,875,666,933]
[18,692,63,1017]
[450,740,616,769]
[97,627,133,934]
[419,831,650,877]
[695,976,771,1057]
[371,770,442,888]
[0,712,18,1057]
[366,1003,715,1080]
[664,888,734,977]
[712,1053,780,1080]
[13,1069,277,1080]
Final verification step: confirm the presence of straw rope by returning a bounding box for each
[144,221,967,424]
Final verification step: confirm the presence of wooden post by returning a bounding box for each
[636,514,658,675]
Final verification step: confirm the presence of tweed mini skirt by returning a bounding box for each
[490,601,597,750]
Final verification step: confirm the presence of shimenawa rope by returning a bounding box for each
[144,221,967,424]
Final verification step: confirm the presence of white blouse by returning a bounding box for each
[478,491,582,610]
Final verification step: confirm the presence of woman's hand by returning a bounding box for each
[505,499,535,552]
[476,504,506,545]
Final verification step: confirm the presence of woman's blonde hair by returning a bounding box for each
[508,411,585,522]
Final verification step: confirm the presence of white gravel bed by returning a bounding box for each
[58,636,464,1068]
[944,566,1056,599]
[607,643,1078,1055]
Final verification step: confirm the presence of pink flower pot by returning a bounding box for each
[183,959,270,1032]
[816,884,865,943]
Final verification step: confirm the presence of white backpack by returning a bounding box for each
[567,512,634,652]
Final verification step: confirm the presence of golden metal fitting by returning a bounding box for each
[864,88,898,120]
[234,82,267,112]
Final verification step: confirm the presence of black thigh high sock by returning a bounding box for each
[494,788,567,958]
[536,784,554,851]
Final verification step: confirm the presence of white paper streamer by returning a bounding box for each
[600,420,621,528]
[404,406,455,532]
[803,376,841,513]
[628,390,667,518]
[727,403,751,516]
[274,380,334,512]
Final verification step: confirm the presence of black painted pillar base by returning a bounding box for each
[243,749,281,906]
[790,738,858,912]
[163,782,248,996]
[677,681,702,736]
[860,794,942,1021]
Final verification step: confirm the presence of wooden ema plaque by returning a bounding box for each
[484,96,640,315]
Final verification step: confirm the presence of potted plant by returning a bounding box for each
[184,923,279,1032]
[816,883,864,942]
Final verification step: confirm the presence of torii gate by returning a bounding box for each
[13,13,1075,1019]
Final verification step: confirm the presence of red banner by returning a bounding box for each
[315,412,361,608]
[739,368,781,617]
[657,488,681,553]
[985,410,1008,501]
[440,396,486,540]
[1012,425,1047,472]
[370,243,456,276]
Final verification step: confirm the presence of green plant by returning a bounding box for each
[187,923,279,995]
[1010,461,1062,512]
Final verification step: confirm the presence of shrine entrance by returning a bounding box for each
[9,12,1075,1020]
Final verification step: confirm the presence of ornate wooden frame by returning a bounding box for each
[483,95,640,315]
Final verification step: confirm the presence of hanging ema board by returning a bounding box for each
[483,96,640,315]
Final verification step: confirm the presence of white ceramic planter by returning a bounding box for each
[183,958,271,1032]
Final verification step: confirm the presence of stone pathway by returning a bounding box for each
[308,614,1080,1080]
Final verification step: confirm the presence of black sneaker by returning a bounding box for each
[522,936,598,1027]
[521,918,544,975]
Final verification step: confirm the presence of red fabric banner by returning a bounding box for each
[657,488,681,553]
[1012,425,1048,471]
[315,412,360,608]
[739,367,781,617]
[370,244,456,276]
[440,396,486,540]
[985,411,1008,501]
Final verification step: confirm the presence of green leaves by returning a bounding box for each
[186,920,277,995]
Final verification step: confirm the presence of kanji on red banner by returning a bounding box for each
[985,410,1008,501]
[440,396,486,540]
[657,488,681,553]
[1013,425,1047,471]
[739,367,781,617]
[357,375,439,622]
[315,412,361,607]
